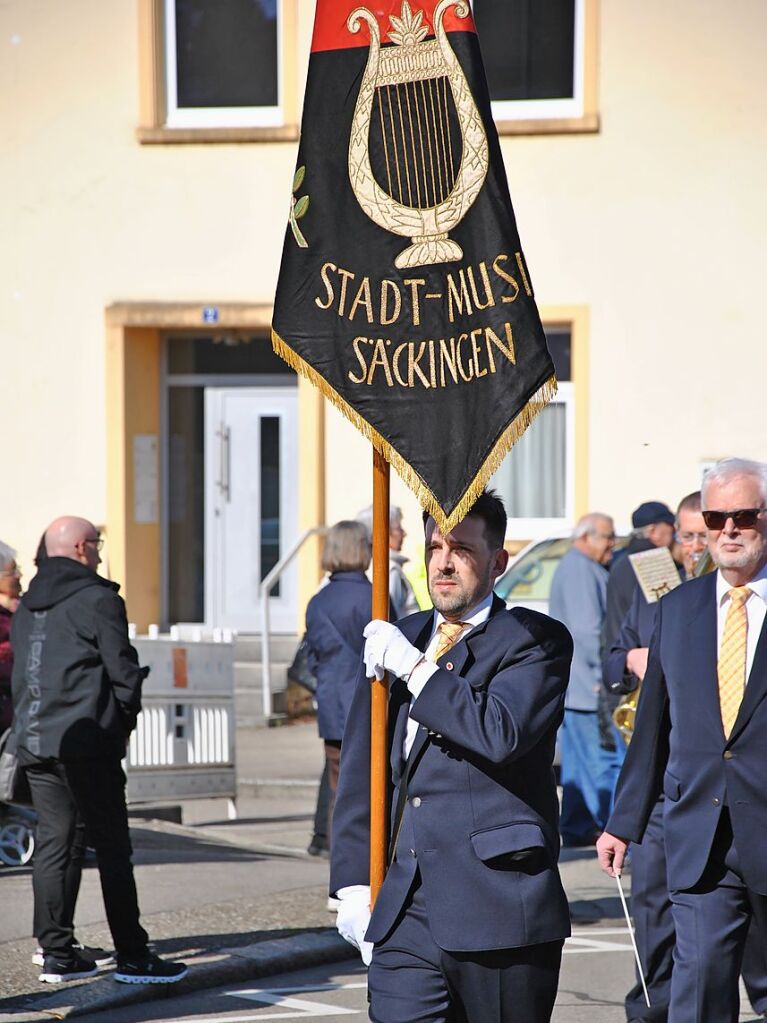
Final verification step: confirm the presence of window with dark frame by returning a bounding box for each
[165,0,283,128]
[474,0,576,103]
[472,0,586,125]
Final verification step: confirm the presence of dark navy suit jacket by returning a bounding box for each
[330,595,574,951]
[602,587,658,696]
[608,572,767,894]
[305,571,373,740]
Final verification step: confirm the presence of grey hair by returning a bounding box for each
[355,504,403,539]
[0,541,17,570]
[572,513,612,540]
[701,458,767,509]
[321,520,372,573]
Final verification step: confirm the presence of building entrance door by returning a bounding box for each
[204,387,298,632]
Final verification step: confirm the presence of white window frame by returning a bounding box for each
[504,381,576,540]
[163,0,285,129]
[482,0,586,123]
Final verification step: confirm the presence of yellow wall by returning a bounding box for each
[1,0,766,614]
[105,325,161,628]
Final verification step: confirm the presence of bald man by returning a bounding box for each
[10,517,187,985]
[549,513,617,846]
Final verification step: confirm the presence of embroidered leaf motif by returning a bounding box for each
[289,166,310,248]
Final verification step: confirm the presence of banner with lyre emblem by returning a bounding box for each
[272,0,557,532]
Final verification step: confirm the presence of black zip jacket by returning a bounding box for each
[10,558,147,762]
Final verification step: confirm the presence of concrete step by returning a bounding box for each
[235,686,289,727]
[237,777,320,799]
[234,661,289,692]
[235,634,299,663]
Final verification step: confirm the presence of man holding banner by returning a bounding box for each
[272,1,568,1018]
[331,490,573,1022]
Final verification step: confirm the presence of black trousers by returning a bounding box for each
[25,758,148,959]
[324,739,342,852]
[367,874,562,1023]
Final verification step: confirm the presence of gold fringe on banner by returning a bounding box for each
[272,327,557,535]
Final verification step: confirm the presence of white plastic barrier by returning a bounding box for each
[125,631,237,818]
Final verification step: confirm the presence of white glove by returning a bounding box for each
[335,886,373,966]
[363,620,423,681]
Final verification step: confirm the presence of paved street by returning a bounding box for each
[32,951,767,1023]
[0,721,763,1022]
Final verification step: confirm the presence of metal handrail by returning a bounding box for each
[259,526,328,719]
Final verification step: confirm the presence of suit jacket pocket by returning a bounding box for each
[663,770,682,802]
[470,821,549,869]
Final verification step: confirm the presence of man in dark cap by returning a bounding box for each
[599,502,676,779]
[602,502,676,656]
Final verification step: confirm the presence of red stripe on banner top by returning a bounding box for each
[311,0,476,53]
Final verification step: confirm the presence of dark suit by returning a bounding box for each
[608,573,767,1023]
[331,595,573,1023]
[604,590,671,1022]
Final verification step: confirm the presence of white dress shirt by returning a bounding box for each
[402,593,494,758]
[715,564,767,681]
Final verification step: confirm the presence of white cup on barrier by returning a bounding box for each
[148,624,160,640]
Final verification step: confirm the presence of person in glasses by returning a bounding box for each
[598,458,767,1023]
[603,490,767,1022]
[10,517,187,986]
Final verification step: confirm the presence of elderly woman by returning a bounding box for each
[0,540,22,732]
[305,521,373,846]
[356,504,420,618]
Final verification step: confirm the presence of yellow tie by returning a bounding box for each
[430,622,466,662]
[718,586,751,738]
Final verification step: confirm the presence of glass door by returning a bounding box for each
[204,387,299,632]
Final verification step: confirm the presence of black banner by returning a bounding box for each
[272,0,556,530]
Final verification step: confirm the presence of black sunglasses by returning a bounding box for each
[702,508,766,530]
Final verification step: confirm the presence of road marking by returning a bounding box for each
[193,982,366,1020]
[566,928,633,954]
[235,983,367,996]
[564,936,633,954]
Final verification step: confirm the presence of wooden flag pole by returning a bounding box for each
[369,447,390,904]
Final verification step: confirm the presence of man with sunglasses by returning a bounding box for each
[10,517,187,985]
[598,458,767,1022]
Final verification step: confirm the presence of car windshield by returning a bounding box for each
[496,538,573,602]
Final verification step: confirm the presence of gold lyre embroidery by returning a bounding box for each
[347,1,489,269]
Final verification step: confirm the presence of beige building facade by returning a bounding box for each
[1,0,765,631]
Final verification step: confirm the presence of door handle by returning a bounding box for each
[217,425,231,502]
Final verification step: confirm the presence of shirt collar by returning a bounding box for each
[716,562,767,607]
[433,591,495,631]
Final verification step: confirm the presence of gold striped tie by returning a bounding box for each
[430,622,466,662]
[718,586,751,738]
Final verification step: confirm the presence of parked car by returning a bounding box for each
[496,532,628,615]
[496,531,626,775]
